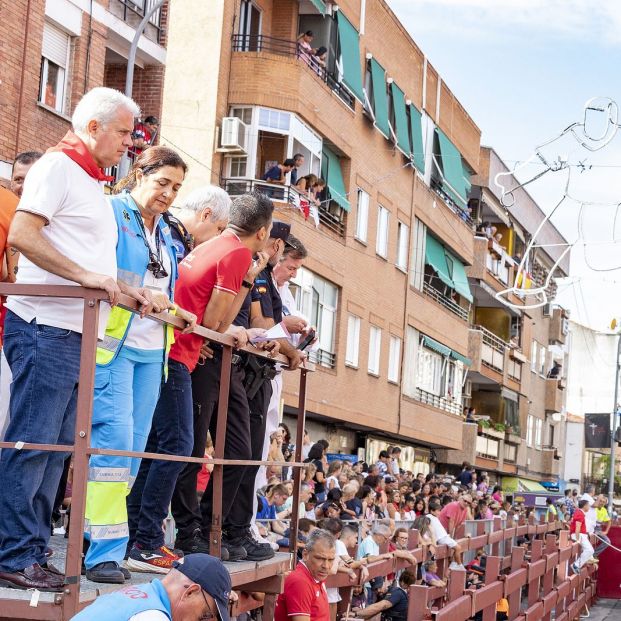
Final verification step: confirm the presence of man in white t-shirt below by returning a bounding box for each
[0,87,153,593]
[581,485,597,535]
[427,499,465,570]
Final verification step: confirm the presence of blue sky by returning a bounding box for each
[389,0,621,330]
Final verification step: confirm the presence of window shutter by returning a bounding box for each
[42,22,70,68]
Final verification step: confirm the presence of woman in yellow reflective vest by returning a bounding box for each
[84,146,197,584]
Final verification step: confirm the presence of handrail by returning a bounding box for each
[0,283,313,620]
[471,323,508,353]
[422,281,469,321]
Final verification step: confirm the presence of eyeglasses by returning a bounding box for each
[198,588,217,621]
[147,250,169,279]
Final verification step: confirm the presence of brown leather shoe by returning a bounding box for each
[0,563,64,592]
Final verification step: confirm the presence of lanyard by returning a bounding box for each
[133,210,163,262]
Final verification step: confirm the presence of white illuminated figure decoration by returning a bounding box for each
[493,97,620,309]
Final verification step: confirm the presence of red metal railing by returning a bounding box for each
[0,284,313,620]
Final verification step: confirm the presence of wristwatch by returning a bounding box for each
[242,280,253,289]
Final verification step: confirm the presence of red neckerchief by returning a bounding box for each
[46,131,114,182]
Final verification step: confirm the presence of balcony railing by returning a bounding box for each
[423,281,469,321]
[308,348,336,369]
[231,34,356,109]
[110,0,163,42]
[414,387,462,416]
[430,177,474,228]
[476,434,500,460]
[472,324,507,372]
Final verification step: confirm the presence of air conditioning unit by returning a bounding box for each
[542,303,551,317]
[219,117,248,152]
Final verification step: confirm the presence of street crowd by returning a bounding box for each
[0,86,614,621]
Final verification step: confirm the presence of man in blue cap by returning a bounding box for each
[71,554,232,620]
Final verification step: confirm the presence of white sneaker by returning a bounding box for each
[449,562,466,571]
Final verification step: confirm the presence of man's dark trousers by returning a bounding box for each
[223,378,272,537]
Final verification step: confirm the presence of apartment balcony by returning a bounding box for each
[429,177,476,230]
[545,378,564,414]
[412,387,463,416]
[469,325,506,374]
[549,307,569,345]
[109,0,163,43]
[220,178,346,237]
[541,447,561,476]
[422,281,469,322]
[230,35,355,110]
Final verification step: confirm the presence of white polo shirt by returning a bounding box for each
[6,153,117,338]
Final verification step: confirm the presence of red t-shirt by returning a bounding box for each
[438,501,468,532]
[169,233,251,372]
[274,563,330,621]
[570,508,587,535]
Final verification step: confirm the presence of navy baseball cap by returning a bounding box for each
[173,554,231,621]
[270,220,291,241]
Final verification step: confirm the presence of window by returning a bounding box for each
[238,1,262,51]
[535,418,543,449]
[539,345,546,375]
[355,188,369,243]
[388,336,401,383]
[345,315,361,368]
[376,206,389,258]
[410,218,426,290]
[504,443,517,463]
[228,156,247,177]
[526,415,534,447]
[396,222,409,271]
[368,326,382,375]
[230,106,253,124]
[40,22,70,114]
[476,435,499,459]
[290,267,338,368]
[531,341,538,373]
[403,326,419,397]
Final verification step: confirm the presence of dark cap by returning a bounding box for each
[384,476,396,484]
[173,554,231,621]
[270,220,291,241]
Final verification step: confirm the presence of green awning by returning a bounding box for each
[335,11,364,103]
[502,477,547,493]
[321,146,350,211]
[422,335,451,357]
[390,83,410,155]
[424,233,453,289]
[436,128,468,208]
[409,104,425,174]
[309,0,326,15]
[445,248,473,303]
[450,350,472,366]
[369,58,390,139]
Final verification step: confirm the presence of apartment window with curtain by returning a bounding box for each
[388,335,401,383]
[345,315,361,368]
[355,188,369,243]
[290,267,338,368]
[526,415,534,446]
[40,22,71,114]
[535,418,543,449]
[376,205,389,258]
[410,218,426,291]
[368,325,382,375]
[396,222,409,271]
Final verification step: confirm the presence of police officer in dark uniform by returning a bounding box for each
[220,221,307,560]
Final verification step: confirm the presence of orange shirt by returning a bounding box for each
[0,187,18,345]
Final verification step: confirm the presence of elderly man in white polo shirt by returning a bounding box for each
[0,87,152,593]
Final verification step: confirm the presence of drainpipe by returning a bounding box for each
[117,0,166,179]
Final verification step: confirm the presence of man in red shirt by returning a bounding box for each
[275,530,335,621]
[570,498,595,573]
[131,116,159,159]
[126,192,274,573]
[438,494,473,537]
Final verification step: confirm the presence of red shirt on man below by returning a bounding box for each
[169,232,251,373]
[570,508,587,535]
[438,501,468,533]
[274,562,330,621]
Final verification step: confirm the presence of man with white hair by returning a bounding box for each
[166,185,232,260]
[0,87,150,592]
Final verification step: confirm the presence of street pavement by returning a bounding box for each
[588,599,621,620]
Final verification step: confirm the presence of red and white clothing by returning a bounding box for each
[570,508,594,568]
[275,562,330,621]
[169,232,251,372]
[132,123,154,158]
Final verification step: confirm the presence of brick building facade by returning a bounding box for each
[0,0,168,183]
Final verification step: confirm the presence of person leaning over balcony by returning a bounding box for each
[0,87,154,593]
[262,158,296,186]
[290,153,305,186]
[296,29,316,63]
[84,147,198,584]
[166,185,232,261]
[126,192,274,573]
